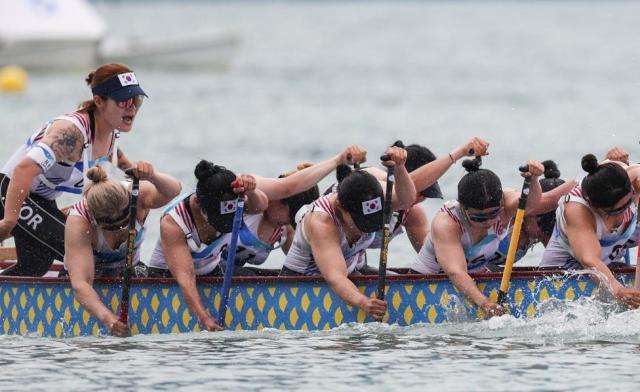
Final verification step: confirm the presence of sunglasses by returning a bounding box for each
[602,195,634,216]
[114,95,144,109]
[97,208,130,231]
[466,206,503,223]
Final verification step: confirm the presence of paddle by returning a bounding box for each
[118,169,140,324]
[377,154,394,301]
[217,181,245,326]
[497,164,531,306]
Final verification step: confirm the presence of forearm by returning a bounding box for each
[149,171,182,199]
[578,255,623,293]
[524,176,542,214]
[3,165,38,223]
[391,165,416,211]
[326,274,368,309]
[176,274,211,322]
[73,282,118,325]
[447,269,489,307]
[257,155,339,200]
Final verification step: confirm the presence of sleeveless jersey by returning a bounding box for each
[1,111,118,200]
[541,185,639,269]
[147,193,229,275]
[220,213,286,267]
[283,194,375,276]
[65,198,144,272]
[411,200,507,274]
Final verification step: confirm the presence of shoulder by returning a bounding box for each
[564,202,596,229]
[305,210,339,239]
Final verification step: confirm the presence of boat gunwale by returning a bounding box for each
[0,267,634,285]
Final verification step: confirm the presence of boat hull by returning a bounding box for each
[0,269,634,337]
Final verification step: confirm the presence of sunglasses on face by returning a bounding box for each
[602,195,634,216]
[466,206,503,223]
[114,95,144,109]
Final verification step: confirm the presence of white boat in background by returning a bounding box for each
[0,0,239,71]
[0,0,106,70]
[98,31,240,70]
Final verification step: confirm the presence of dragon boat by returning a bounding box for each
[0,258,635,338]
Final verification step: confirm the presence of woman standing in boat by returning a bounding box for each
[540,154,640,308]
[410,157,544,317]
[281,146,416,321]
[147,160,268,331]
[65,164,181,337]
[0,63,147,276]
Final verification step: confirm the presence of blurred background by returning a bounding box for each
[2,0,640,267]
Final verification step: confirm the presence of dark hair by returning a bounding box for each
[283,186,320,228]
[404,143,437,173]
[581,154,631,208]
[78,63,133,113]
[337,170,384,232]
[537,160,565,236]
[458,157,503,209]
[336,164,353,183]
[194,160,237,232]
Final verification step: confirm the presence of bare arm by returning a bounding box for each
[161,216,222,331]
[281,225,295,254]
[432,214,490,308]
[383,146,416,211]
[138,172,182,211]
[66,216,127,335]
[256,145,366,200]
[403,205,429,253]
[527,179,577,216]
[306,213,386,319]
[410,137,489,192]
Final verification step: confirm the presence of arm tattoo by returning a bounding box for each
[49,126,84,162]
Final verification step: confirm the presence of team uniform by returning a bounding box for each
[0,111,118,276]
[219,213,286,273]
[64,198,144,277]
[282,194,375,276]
[146,193,229,276]
[411,200,507,274]
[541,185,639,269]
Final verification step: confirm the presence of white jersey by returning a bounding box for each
[147,193,229,275]
[411,200,507,274]
[220,213,286,267]
[541,185,639,269]
[283,194,375,276]
[65,198,144,273]
[1,111,119,200]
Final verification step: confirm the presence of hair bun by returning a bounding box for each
[336,164,353,183]
[461,157,482,173]
[86,166,108,183]
[542,160,560,179]
[194,159,218,181]
[581,154,599,175]
[85,71,95,86]
[392,140,405,148]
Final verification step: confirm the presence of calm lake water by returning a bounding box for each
[1,1,640,390]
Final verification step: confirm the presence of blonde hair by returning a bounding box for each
[84,166,129,223]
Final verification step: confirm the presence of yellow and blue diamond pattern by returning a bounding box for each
[0,272,632,337]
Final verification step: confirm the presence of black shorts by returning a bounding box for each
[0,173,66,276]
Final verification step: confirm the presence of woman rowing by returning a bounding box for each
[281,146,416,320]
[65,164,181,337]
[219,146,366,275]
[363,137,490,256]
[0,63,147,276]
[410,157,544,317]
[487,160,576,269]
[146,160,268,331]
[540,154,640,308]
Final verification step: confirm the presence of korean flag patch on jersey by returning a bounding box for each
[220,199,238,214]
[362,197,382,215]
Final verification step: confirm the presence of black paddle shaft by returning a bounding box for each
[377,155,394,300]
[119,170,140,323]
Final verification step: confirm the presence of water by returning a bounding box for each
[2,1,640,390]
